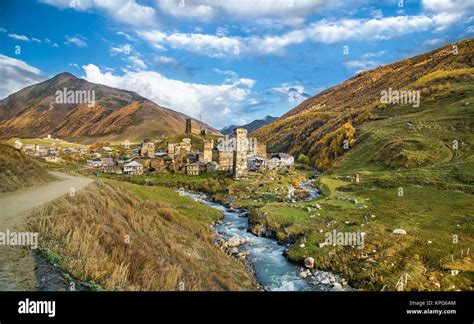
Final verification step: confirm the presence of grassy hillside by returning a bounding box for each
[252,38,474,170]
[247,77,473,290]
[0,144,55,193]
[28,180,257,291]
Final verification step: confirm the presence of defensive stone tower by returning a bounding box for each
[140,139,155,158]
[203,139,213,163]
[185,118,192,134]
[233,128,248,179]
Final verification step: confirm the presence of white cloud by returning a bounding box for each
[127,55,147,70]
[40,0,157,27]
[345,60,381,73]
[157,0,334,22]
[0,55,45,99]
[421,37,447,47]
[138,14,451,57]
[214,68,238,78]
[110,44,132,55]
[82,64,255,123]
[8,33,29,41]
[422,0,474,30]
[362,51,386,59]
[153,56,178,65]
[137,30,240,57]
[270,83,309,104]
[64,35,87,47]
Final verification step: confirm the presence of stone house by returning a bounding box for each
[186,161,207,176]
[207,161,218,173]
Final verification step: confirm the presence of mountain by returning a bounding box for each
[0,73,220,144]
[252,38,474,170]
[220,115,278,136]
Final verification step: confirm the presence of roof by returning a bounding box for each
[273,153,293,159]
[190,161,207,166]
[125,161,143,167]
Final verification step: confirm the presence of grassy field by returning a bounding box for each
[28,180,257,291]
[4,137,85,148]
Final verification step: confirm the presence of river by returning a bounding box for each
[178,180,351,291]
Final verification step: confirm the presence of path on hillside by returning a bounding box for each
[0,171,93,290]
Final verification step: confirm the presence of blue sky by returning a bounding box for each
[0,0,473,128]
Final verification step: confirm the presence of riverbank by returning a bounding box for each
[178,188,351,291]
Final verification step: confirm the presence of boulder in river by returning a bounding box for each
[299,269,311,279]
[304,257,315,269]
[228,237,245,247]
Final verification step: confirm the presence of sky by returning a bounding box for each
[0,0,473,129]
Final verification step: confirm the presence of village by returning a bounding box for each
[13,119,294,179]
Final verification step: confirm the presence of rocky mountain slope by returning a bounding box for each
[252,38,474,170]
[0,73,220,144]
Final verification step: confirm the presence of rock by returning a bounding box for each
[427,240,432,244]
[230,247,239,255]
[305,207,312,212]
[319,242,328,248]
[450,270,459,276]
[392,229,407,235]
[299,270,311,279]
[332,282,342,289]
[314,203,322,210]
[304,257,315,269]
[434,282,441,289]
[299,243,305,248]
[238,251,249,259]
[228,237,243,247]
[350,198,359,204]
[371,214,376,218]
[320,278,330,285]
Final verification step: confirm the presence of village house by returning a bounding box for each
[123,161,144,175]
[272,153,294,166]
[247,154,267,171]
[43,155,63,163]
[267,153,295,171]
[186,161,207,176]
[34,145,48,157]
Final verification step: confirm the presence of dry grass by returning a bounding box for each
[28,181,256,291]
[0,143,55,193]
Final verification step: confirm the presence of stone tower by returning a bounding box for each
[140,139,155,158]
[203,139,213,163]
[233,128,248,179]
[185,118,192,134]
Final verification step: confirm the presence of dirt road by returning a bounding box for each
[0,171,93,290]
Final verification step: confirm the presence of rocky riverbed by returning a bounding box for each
[178,186,352,291]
